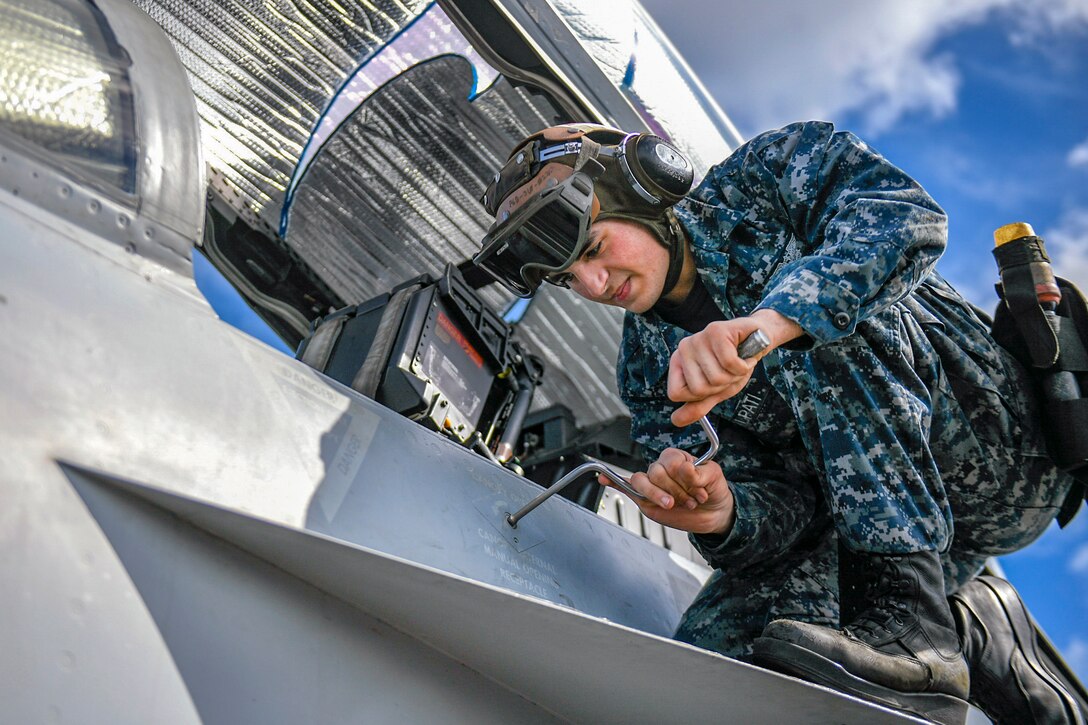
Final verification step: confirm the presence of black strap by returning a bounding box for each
[993,238,1060,367]
[990,266,1088,525]
[1049,277,1088,526]
[1057,276,1088,373]
[351,284,422,398]
[298,315,345,371]
[1056,320,1088,372]
[1050,399,1088,469]
[659,212,687,299]
[1058,470,1088,528]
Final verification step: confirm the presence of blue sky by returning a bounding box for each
[193,253,292,353]
[639,0,1088,680]
[196,0,1088,682]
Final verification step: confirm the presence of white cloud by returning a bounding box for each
[639,0,1087,137]
[1071,543,1088,573]
[1043,207,1088,291]
[921,144,1034,205]
[1007,0,1088,44]
[1062,637,1088,683]
[1070,138,1088,167]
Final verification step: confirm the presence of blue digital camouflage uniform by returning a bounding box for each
[616,121,1076,658]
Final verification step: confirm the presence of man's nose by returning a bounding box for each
[570,260,607,298]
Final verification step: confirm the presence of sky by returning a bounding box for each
[637,0,1088,683]
[195,0,1088,685]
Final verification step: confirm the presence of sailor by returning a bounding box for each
[475,121,1083,724]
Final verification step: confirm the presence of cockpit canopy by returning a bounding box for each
[0,0,204,272]
[1,0,742,427]
[1,0,135,192]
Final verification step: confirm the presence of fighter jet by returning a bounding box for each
[1,0,1082,722]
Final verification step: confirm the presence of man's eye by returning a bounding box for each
[584,242,602,260]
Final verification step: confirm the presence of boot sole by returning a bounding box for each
[752,637,969,724]
[972,576,1085,725]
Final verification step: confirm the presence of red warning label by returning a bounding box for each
[437,311,483,368]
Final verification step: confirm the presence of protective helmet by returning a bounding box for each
[474,123,694,298]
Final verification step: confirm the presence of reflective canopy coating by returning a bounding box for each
[0,0,136,192]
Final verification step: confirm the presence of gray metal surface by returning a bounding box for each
[54,463,563,725]
[96,0,205,258]
[65,463,923,724]
[547,0,745,162]
[0,185,697,628]
[450,0,648,131]
[0,178,930,723]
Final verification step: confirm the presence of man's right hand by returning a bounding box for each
[600,447,736,536]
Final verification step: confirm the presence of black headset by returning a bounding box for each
[614,131,695,209]
[484,124,695,217]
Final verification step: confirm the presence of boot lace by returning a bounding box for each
[847,556,913,640]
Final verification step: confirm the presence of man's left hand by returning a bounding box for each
[599,447,736,535]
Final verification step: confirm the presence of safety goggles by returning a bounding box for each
[474,163,598,297]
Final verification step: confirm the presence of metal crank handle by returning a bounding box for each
[737,327,771,361]
[692,328,770,466]
[506,329,770,528]
[506,461,636,528]
[505,416,718,527]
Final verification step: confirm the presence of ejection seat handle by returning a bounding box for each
[505,329,770,528]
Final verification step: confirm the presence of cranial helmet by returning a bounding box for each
[474,123,694,298]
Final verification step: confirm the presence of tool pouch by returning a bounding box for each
[992,276,1088,526]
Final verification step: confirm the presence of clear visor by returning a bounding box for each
[474,166,596,297]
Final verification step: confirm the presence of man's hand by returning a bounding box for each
[668,309,803,427]
[600,447,736,535]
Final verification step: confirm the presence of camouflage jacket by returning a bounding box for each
[616,121,947,569]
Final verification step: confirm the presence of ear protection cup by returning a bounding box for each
[485,124,694,215]
[619,133,694,207]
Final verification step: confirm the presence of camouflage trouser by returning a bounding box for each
[676,279,1075,658]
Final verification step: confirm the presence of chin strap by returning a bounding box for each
[659,211,686,299]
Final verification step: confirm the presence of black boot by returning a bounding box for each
[950,575,1084,725]
[752,547,970,724]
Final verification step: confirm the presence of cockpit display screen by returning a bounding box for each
[416,304,491,430]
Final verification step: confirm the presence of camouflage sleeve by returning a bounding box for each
[624,390,822,572]
[689,475,822,573]
[732,121,947,347]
